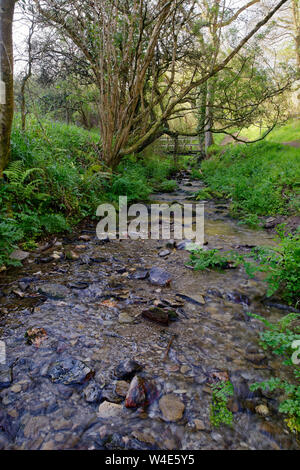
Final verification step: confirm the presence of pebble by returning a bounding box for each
[159,394,185,422]
[115,381,130,397]
[98,401,124,418]
[194,419,205,431]
[255,404,270,416]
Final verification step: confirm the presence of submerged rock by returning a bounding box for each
[149,267,172,287]
[25,327,47,347]
[159,394,185,422]
[118,312,135,324]
[46,358,92,385]
[98,401,124,419]
[83,381,102,403]
[114,359,143,380]
[125,375,158,409]
[115,380,130,397]
[0,366,12,389]
[226,292,250,306]
[37,283,70,300]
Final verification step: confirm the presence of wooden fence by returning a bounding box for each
[158,135,200,154]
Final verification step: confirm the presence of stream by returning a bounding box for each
[0,173,299,450]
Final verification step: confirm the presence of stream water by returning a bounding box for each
[0,174,299,450]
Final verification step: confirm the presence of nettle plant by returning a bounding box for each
[248,312,300,434]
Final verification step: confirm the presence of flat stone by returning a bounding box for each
[130,270,149,280]
[149,267,172,287]
[159,394,185,422]
[38,283,70,300]
[159,250,170,257]
[118,312,135,324]
[98,401,124,419]
[9,250,30,261]
[176,293,205,305]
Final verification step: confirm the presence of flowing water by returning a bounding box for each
[0,174,299,450]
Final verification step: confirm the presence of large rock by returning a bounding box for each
[149,267,172,287]
[46,358,91,385]
[114,359,143,380]
[38,283,70,300]
[125,375,158,409]
[159,394,185,422]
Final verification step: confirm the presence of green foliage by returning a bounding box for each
[189,248,242,271]
[201,141,300,219]
[244,227,300,306]
[248,312,300,434]
[210,381,234,427]
[157,180,178,193]
[0,219,24,267]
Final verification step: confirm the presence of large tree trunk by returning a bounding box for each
[292,0,300,76]
[0,0,16,177]
[204,80,215,153]
[197,83,207,161]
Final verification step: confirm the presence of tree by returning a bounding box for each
[0,0,17,176]
[33,0,289,167]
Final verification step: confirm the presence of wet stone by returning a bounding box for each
[46,357,92,385]
[115,381,130,397]
[125,375,157,409]
[114,359,143,380]
[98,401,124,419]
[83,381,102,403]
[159,250,170,257]
[130,270,149,280]
[0,366,12,389]
[37,283,70,300]
[149,267,172,287]
[142,307,169,325]
[118,312,135,324]
[159,394,185,422]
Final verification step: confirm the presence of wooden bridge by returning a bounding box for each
[158,135,201,154]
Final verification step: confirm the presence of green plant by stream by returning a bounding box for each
[210,380,234,427]
[248,312,300,434]
[0,115,183,268]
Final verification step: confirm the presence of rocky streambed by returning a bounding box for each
[0,174,299,450]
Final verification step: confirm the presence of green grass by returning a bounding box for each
[201,141,300,218]
[241,119,300,143]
